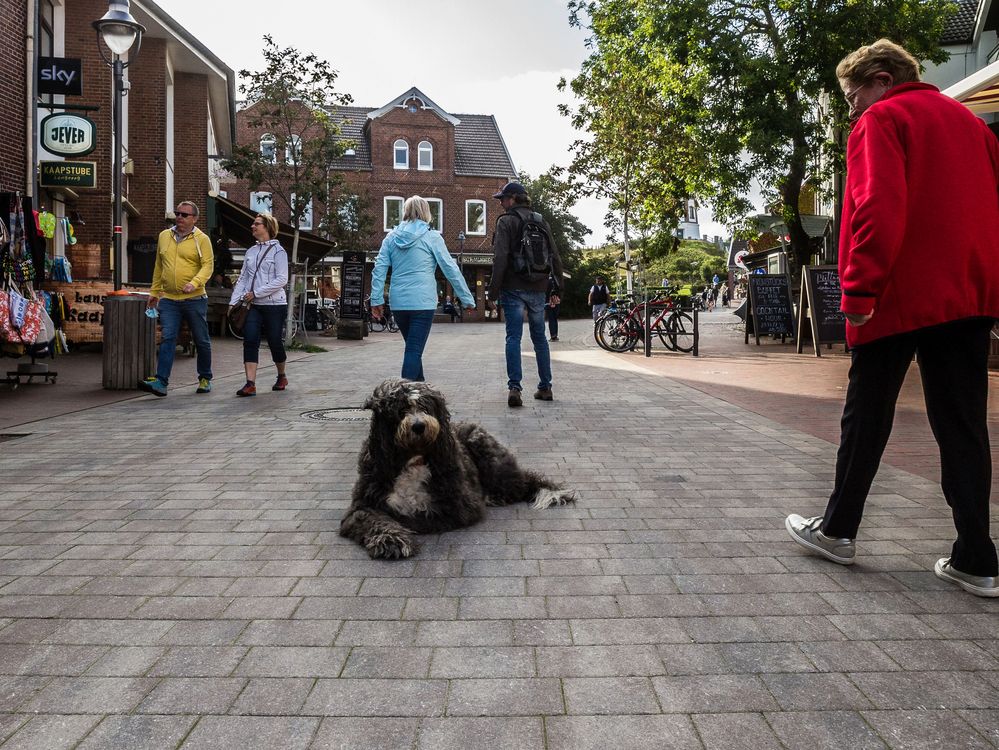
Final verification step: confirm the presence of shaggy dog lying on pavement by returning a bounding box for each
[340,379,576,559]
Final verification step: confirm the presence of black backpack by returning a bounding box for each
[504,210,554,283]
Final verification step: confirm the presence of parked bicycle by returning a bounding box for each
[594,289,694,353]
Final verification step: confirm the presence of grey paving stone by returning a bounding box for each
[302,678,446,717]
[157,621,248,646]
[798,640,900,672]
[569,618,690,645]
[537,645,664,677]
[446,678,563,716]
[23,676,156,713]
[76,715,197,750]
[652,674,779,713]
[237,620,338,647]
[230,677,315,715]
[149,646,248,677]
[763,672,873,710]
[545,714,701,750]
[563,676,660,714]
[768,710,888,749]
[955,709,999,747]
[234,646,349,678]
[692,712,784,749]
[1,714,101,750]
[138,677,246,714]
[341,647,432,678]
[429,647,533,678]
[416,717,544,749]
[180,715,319,749]
[861,709,992,749]
[334,621,417,646]
[414,620,513,647]
[849,670,999,710]
[875,639,999,671]
[0,644,106,676]
[310,717,419,750]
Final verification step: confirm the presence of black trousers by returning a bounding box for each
[242,304,288,365]
[547,303,560,338]
[822,317,996,576]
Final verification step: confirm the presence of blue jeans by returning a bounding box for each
[243,304,287,365]
[500,290,552,391]
[393,309,435,381]
[156,296,212,384]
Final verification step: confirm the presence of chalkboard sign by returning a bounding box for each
[340,250,366,320]
[745,273,795,345]
[796,265,846,356]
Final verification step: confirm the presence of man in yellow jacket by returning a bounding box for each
[139,201,214,396]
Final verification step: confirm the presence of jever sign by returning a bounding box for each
[40,113,97,158]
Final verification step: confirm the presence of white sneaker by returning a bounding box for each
[784,514,855,565]
[934,558,999,598]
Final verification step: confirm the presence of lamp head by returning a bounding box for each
[93,0,145,56]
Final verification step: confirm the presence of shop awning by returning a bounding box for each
[944,58,999,114]
[209,194,337,265]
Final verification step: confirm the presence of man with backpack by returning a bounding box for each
[588,276,611,320]
[487,181,564,408]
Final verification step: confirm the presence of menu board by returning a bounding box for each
[796,265,846,356]
[340,251,365,320]
[745,273,795,345]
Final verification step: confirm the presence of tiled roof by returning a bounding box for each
[326,104,517,178]
[752,214,831,239]
[941,0,981,44]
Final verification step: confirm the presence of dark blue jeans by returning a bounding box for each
[156,296,212,384]
[500,290,552,391]
[393,309,435,381]
[243,304,287,365]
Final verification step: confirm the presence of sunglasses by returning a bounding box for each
[175,211,195,218]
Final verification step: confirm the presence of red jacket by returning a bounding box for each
[838,82,999,347]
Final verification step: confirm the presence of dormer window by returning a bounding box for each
[418,141,433,171]
[393,139,409,169]
[259,134,276,164]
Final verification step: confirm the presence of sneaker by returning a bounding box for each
[507,389,522,408]
[534,387,554,401]
[196,377,212,394]
[236,382,257,397]
[550,336,559,341]
[784,514,855,565]
[934,557,999,598]
[272,374,289,391]
[138,377,167,397]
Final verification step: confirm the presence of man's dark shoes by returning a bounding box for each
[534,388,554,401]
[507,389,522,408]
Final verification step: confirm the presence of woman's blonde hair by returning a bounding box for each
[256,213,279,240]
[403,195,432,224]
[836,38,920,86]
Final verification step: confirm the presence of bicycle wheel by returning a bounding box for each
[227,317,244,341]
[369,316,387,333]
[667,311,695,353]
[387,315,399,333]
[652,314,676,351]
[597,313,639,353]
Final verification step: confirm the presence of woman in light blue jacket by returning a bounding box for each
[370,195,474,381]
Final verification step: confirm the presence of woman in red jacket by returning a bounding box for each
[786,39,999,597]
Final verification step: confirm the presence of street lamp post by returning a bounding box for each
[93,0,144,291]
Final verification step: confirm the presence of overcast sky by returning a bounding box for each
[155,0,730,244]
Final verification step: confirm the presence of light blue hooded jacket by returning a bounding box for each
[370,220,475,310]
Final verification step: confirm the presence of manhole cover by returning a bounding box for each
[0,434,29,443]
[300,408,370,423]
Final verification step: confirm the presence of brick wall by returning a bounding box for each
[173,72,209,221]
[0,0,28,193]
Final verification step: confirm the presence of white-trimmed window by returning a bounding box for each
[285,134,302,165]
[426,198,443,232]
[250,191,272,214]
[465,200,486,236]
[291,192,313,231]
[393,139,408,169]
[384,196,404,231]
[259,134,276,164]
[418,140,433,171]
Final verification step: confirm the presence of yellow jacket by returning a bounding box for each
[151,227,214,300]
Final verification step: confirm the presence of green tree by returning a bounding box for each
[566,0,954,278]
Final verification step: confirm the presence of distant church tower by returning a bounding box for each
[677,198,700,239]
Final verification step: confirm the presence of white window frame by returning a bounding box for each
[426,198,443,232]
[417,140,433,171]
[291,192,313,231]
[285,134,302,165]
[250,191,272,214]
[384,195,404,231]
[393,139,409,169]
[259,133,276,164]
[465,199,486,236]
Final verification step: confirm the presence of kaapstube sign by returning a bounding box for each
[40,113,97,158]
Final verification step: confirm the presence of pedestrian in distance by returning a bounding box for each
[139,201,214,397]
[487,181,565,407]
[371,196,474,381]
[229,213,289,397]
[589,275,610,321]
[785,39,999,597]
[546,273,561,341]
[442,295,459,323]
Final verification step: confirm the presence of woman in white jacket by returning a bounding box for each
[229,213,289,396]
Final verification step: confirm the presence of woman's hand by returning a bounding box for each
[243,292,254,303]
[370,304,384,318]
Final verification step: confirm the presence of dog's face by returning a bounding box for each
[364,379,449,455]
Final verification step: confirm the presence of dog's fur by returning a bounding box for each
[339,379,575,559]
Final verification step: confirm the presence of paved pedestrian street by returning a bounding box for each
[0,320,996,749]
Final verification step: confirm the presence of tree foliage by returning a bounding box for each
[222,35,354,259]
[565,0,954,277]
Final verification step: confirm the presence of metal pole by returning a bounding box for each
[693,307,699,357]
[112,56,124,290]
[644,285,651,358]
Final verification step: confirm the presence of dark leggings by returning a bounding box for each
[243,304,287,365]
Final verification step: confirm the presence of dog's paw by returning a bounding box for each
[531,488,578,510]
[365,530,418,560]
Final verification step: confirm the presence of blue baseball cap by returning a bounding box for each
[493,181,528,199]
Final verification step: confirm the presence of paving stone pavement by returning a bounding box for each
[0,319,996,749]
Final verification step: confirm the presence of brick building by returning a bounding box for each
[224,87,518,320]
